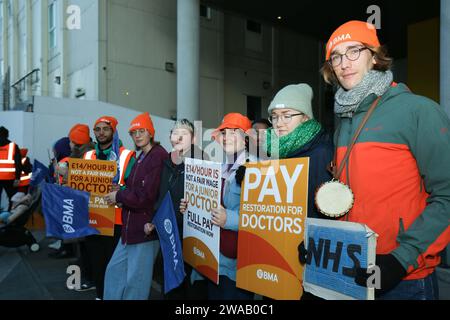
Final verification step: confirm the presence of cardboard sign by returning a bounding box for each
[68,158,117,236]
[303,218,377,300]
[183,158,222,284]
[236,158,309,300]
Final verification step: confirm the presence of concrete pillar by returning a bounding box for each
[59,0,68,98]
[442,1,450,267]
[2,1,9,110]
[40,0,49,98]
[26,0,33,98]
[177,0,200,121]
[442,0,450,118]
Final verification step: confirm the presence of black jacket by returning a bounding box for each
[286,129,334,219]
[155,146,209,239]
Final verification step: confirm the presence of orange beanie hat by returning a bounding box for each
[212,113,252,139]
[69,124,91,145]
[129,112,155,138]
[94,116,118,132]
[326,20,380,60]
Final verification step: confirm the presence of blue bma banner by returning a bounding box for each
[153,192,186,294]
[303,218,377,300]
[42,182,99,239]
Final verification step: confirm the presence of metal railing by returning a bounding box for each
[11,68,40,106]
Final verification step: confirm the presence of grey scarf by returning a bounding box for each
[335,70,393,118]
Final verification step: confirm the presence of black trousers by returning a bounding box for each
[163,262,208,300]
[84,224,122,299]
[0,225,37,248]
[0,180,17,211]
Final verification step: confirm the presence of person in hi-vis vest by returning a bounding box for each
[82,116,136,300]
[0,126,22,211]
[17,148,33,194]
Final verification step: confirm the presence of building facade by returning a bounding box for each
[0,0,329,129]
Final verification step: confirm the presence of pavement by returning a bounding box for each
[0,229,164,300]
[1,228,449,300]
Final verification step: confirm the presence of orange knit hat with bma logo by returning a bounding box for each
[326,20,381,61]
[129,112,155,138]
[94,116,118,132]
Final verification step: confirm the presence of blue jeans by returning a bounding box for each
[208,275,254,300]
[103,239,160,300]
[378,272,439,300]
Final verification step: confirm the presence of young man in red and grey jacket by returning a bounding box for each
[315,20,450,300]
[82,116,136,300]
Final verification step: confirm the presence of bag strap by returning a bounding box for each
[334,96,381,180]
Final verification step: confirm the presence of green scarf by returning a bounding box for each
[264,119,322,159]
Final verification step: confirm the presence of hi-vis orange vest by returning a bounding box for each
[83,147,134,225]
[0,142,17,180]
[18,157,32,187]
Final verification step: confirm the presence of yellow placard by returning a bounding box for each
[67,158,117,237]
[236,158,309,300]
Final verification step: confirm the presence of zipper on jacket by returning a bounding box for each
[345,116,353,222]
[125,209,131,245]
[346,117,353,186]
[125,154,142,244]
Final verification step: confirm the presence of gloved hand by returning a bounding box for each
[235,165,247,186]
[355,254,406,296]
[298,241,308,265]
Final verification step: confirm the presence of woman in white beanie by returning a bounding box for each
[265,83,334,219]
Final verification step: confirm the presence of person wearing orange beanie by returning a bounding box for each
[180,112,256,300]
[59,124,93,180]
[82,115,136,300]
[94,116,118,133]
[128,112,155,139]
[103,111,168,300]
[69,124,91,145]
[312,20,450,300]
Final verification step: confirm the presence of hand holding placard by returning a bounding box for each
[211,205,227,228]
[179,198,188,214]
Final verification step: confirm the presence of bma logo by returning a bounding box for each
[62,199,75,234]
[328,34,352,50]
[164,219,173,234]
[256,269,279,283]
[164,219,179,270]
[193,246,205,259]
[63,224,75,233]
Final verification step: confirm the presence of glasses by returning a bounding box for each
[129,129,147,137]
[93,126,112,133]
[268,113,304,124]
[328,47,370,67]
